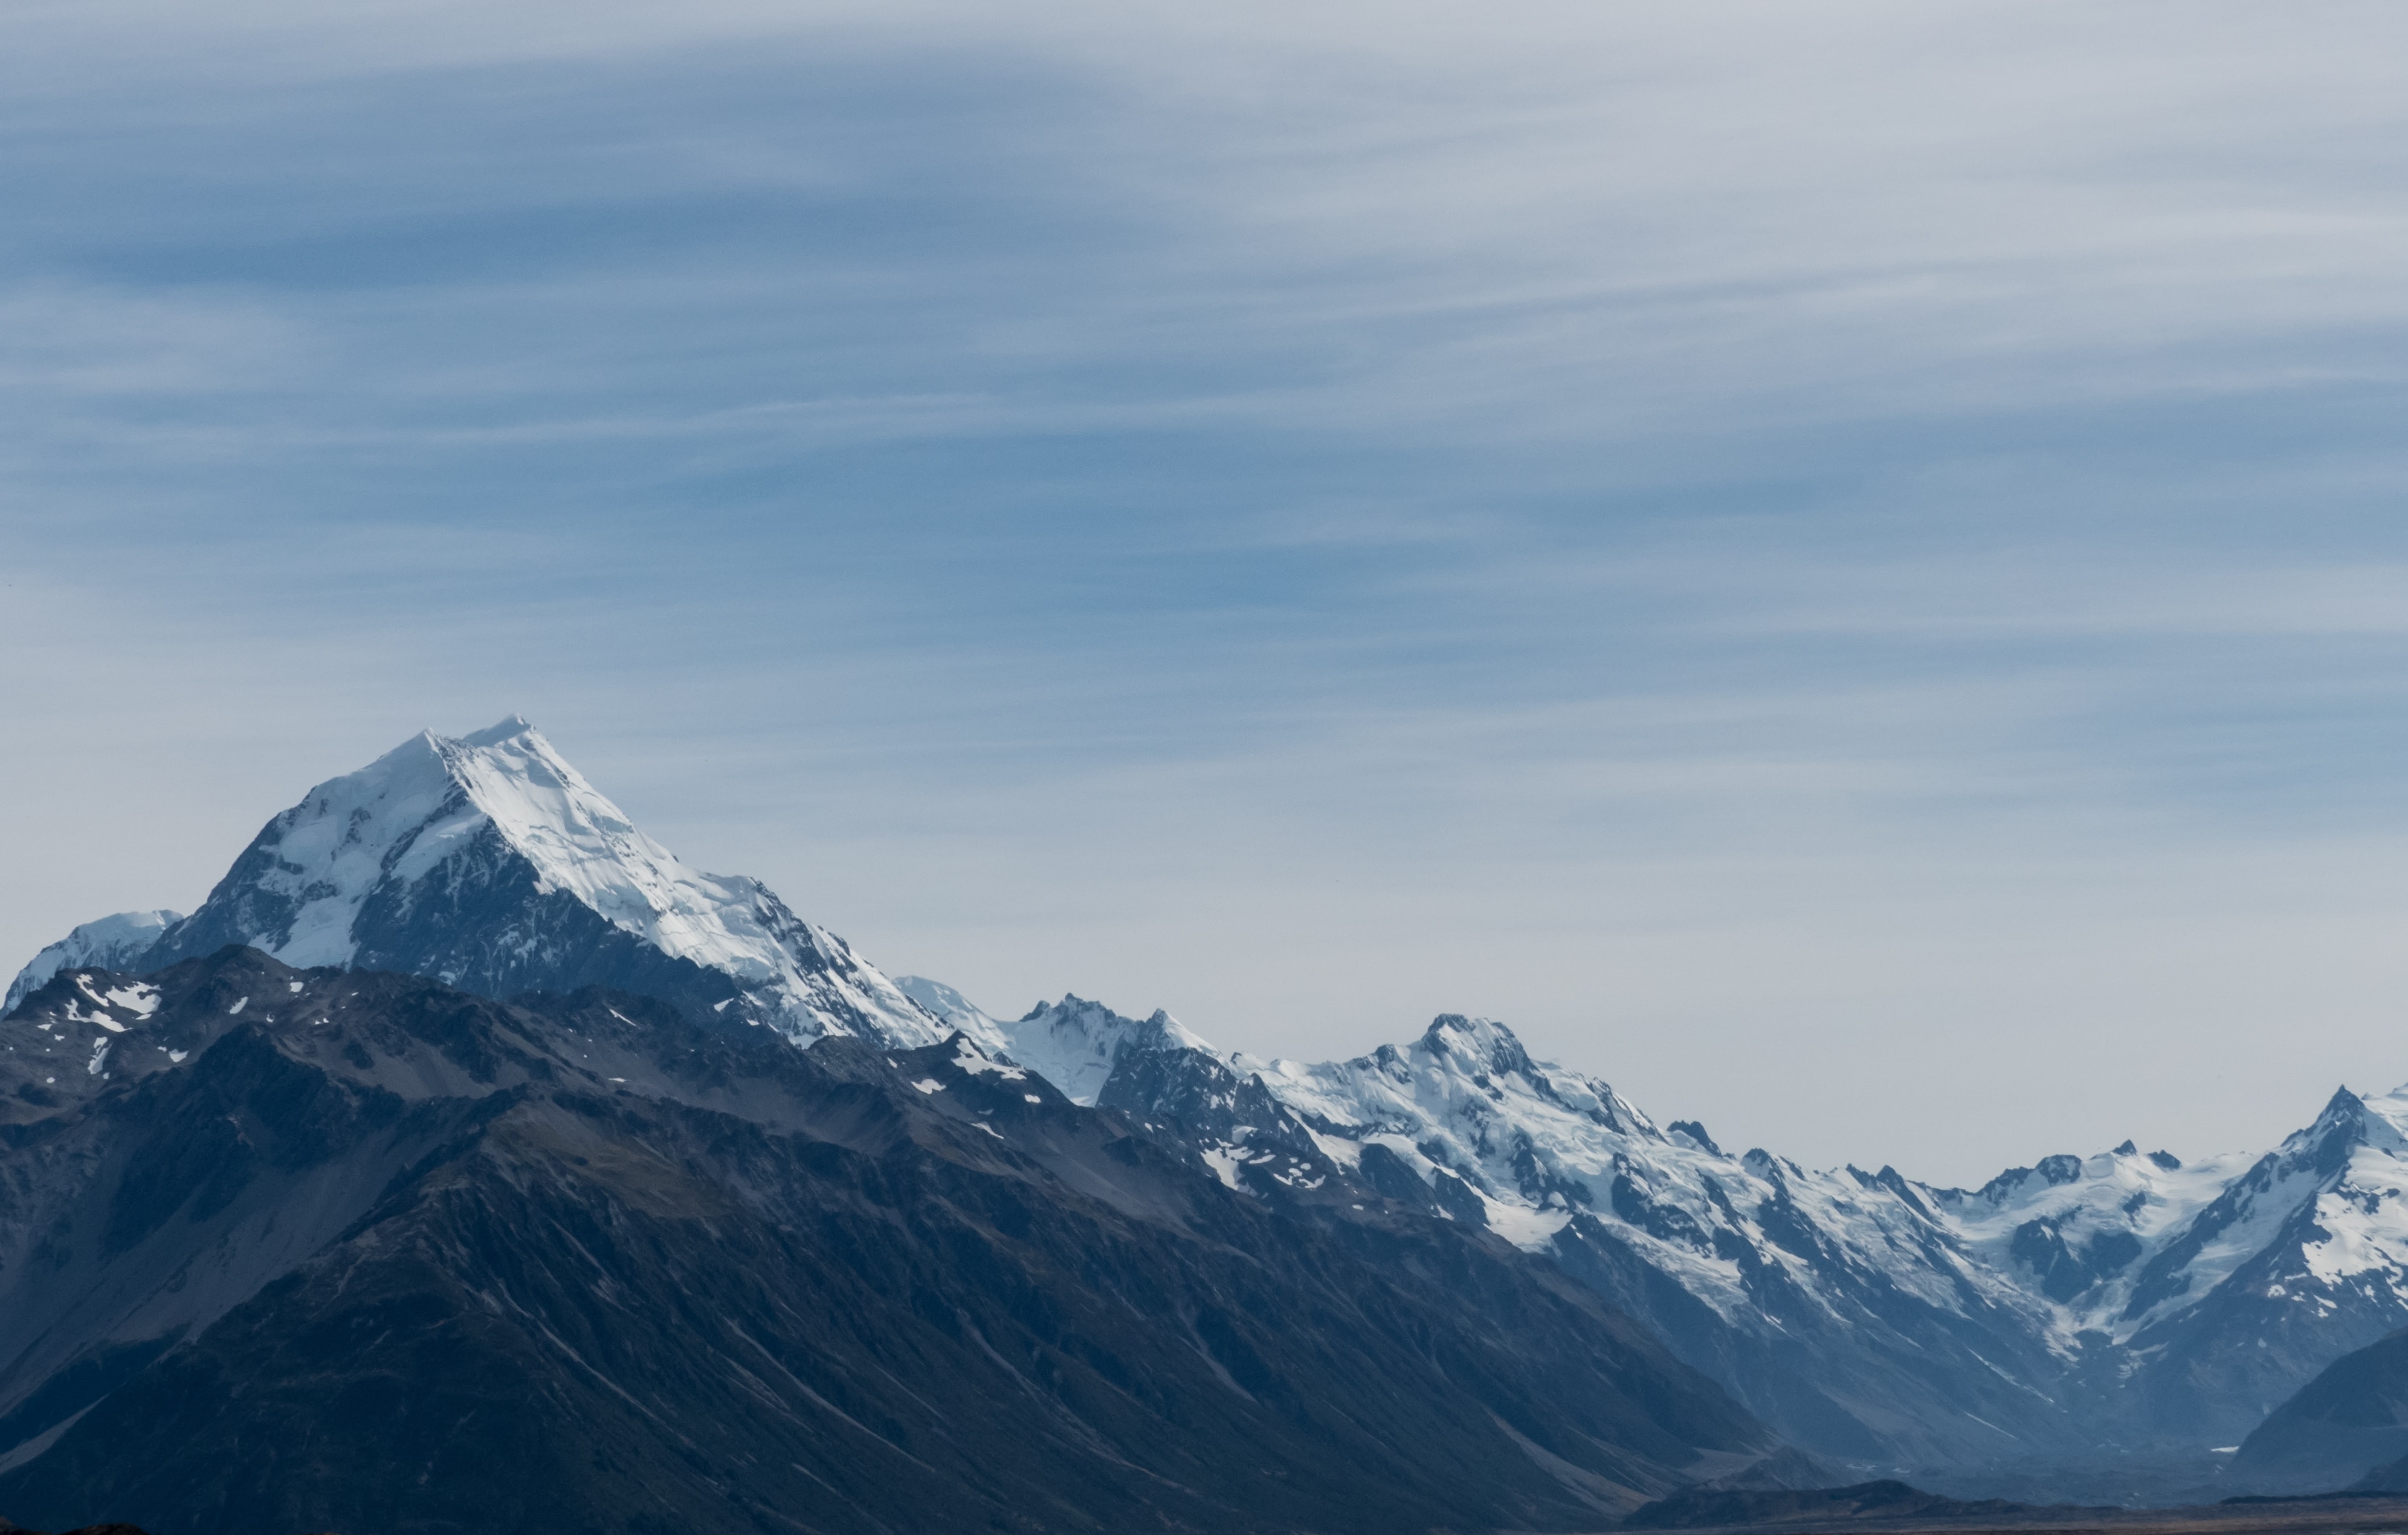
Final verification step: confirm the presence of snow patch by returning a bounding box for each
[949,1039,1025,1080]
[1198,1145,1246,1191]
[101,983,159,1016]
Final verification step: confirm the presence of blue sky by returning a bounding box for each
[6,0,2408,1183]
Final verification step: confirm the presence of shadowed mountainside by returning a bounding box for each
[0,948,1769,1535]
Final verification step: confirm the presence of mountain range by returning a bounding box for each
[0,947,1782,1534]
[10,717,2408,1524]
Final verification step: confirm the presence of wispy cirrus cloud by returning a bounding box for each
[7,0,2408,1180]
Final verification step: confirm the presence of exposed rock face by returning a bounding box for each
[9,720,958,1049]
[27,721,2408,1491]
[2,915,181,1017]
[1038,994,2408,1473]
[2230,1328,2408,1493]
[0,949,1769,1535]
[1097,1006,2088,1467]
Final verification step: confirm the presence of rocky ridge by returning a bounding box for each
[923,987,2408,1475]
[0,949,1770,1534]
[21,720,2408,1488]
[10,720,963,1050]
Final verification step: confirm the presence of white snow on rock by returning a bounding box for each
[4,910,181,1015]
[2297,1090,2408,1290]
[947,1036,1028,1081]
[972,991,2408,1404]
[1923,1084,2408,1353]
[1237,1013,2036,1329]
[100,982,160,1017]
[896,977,1005,1041]
[22,723,2408,1432]
[1925,1140,2248,1339]
[7,719,957,1050]
[926,989,2044,1339]
[986,992,1213,1107]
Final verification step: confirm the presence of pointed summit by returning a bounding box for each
[7,720,959,1049]
[457,714,536,746]
[1420,1013,1538,1079]
[2281,1085,2389,1179]
[993,993,1216,1105]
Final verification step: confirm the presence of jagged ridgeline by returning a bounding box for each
[0,951,1770,1534]
[15,719,2408,1523]
[914,991,2408,1481]
[4,719,956,1048]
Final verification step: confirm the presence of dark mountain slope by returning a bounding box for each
[0,949,1770,1535]
[2100,1095,2408,1446]
[37,722,2408,1487]
[1084,1018,2083,1467]
[2227,1328,2408,1493]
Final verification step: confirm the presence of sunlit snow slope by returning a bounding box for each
[916,976,2408,1467]
[20,719,2408,1472]
[1,910,182,1015]
[7,719,969,1049]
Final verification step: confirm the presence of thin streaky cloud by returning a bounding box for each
[5,1,2408,1184]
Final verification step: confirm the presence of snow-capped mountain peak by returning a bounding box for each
[2132,1084,2408,1322]
[1,910,182,1015]
[1241,1012,1664,1177]
[990,993,1212,1107]
[251,717,758,977]
[7,720,955,1048]
[1057,1000,2408,1457]
[1417,1011,1546,1081]
[1094,1008,2087,1461]
[458,713,537,746]
[1925,1139,2248,1325]
[31,728,2408,1469]
[417,720,862,999]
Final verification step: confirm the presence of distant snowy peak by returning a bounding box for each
[181,717,725,972]
[992,992,1213,1107]
[1241,1012,1664,1172]
[2,910,181,1015]
[8,718,948,1049]
[1923,1139,2250,1323]
[893,977,1008,1052]
[1915,1082,2408,1345]
[1213,1010,2408,1451]
[2126,1086,2408,1320]
[1251,1014,2013,1284]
